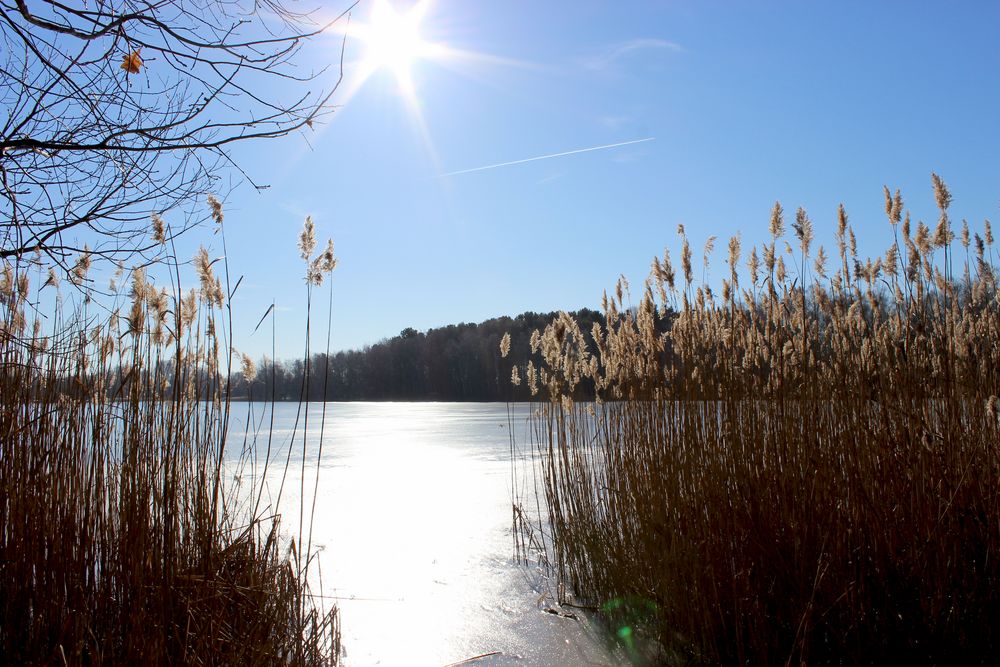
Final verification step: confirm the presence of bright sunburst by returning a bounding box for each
[352,0,440,96]
[322,0,515,171]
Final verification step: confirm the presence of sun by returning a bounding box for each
[354,0,438,95]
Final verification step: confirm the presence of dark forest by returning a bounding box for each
[233,309,607,401]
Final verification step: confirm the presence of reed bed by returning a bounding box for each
[514,177,1000,664]
[0,207,339,664]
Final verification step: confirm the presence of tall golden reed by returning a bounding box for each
[514,176,1000,664]
[0,202,339,664]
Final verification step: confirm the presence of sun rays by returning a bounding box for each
[351,0,440,97]
[312,2,535,177]
[332,0,445,106]
[314,1,450,170]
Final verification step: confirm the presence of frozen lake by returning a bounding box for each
[225,402,627,667]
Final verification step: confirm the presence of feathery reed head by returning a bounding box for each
[319,239,338,274]
[299,216,317,263]
[500,332,511,358]
[932,173,952,212]
[71,246,92,286]
[152,213,166,245]
[769,201,785,238]
[207,194,224,226]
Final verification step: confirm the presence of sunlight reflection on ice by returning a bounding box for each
[226,402,626,666]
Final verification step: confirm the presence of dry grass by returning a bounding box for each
[0,207,339,664]
[514,177,1000,664]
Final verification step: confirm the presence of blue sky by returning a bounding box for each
[206,0,1000,360]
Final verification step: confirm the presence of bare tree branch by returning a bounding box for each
[0,0,356,265]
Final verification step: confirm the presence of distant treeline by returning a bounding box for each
[233,309,612,402]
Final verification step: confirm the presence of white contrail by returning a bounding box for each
[440,137,655,177]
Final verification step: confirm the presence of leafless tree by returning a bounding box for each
[0,0,354,270]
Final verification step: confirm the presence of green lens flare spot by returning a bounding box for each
[617,626,633,640]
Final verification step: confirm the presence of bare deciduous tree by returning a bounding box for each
[0,0,353,269]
